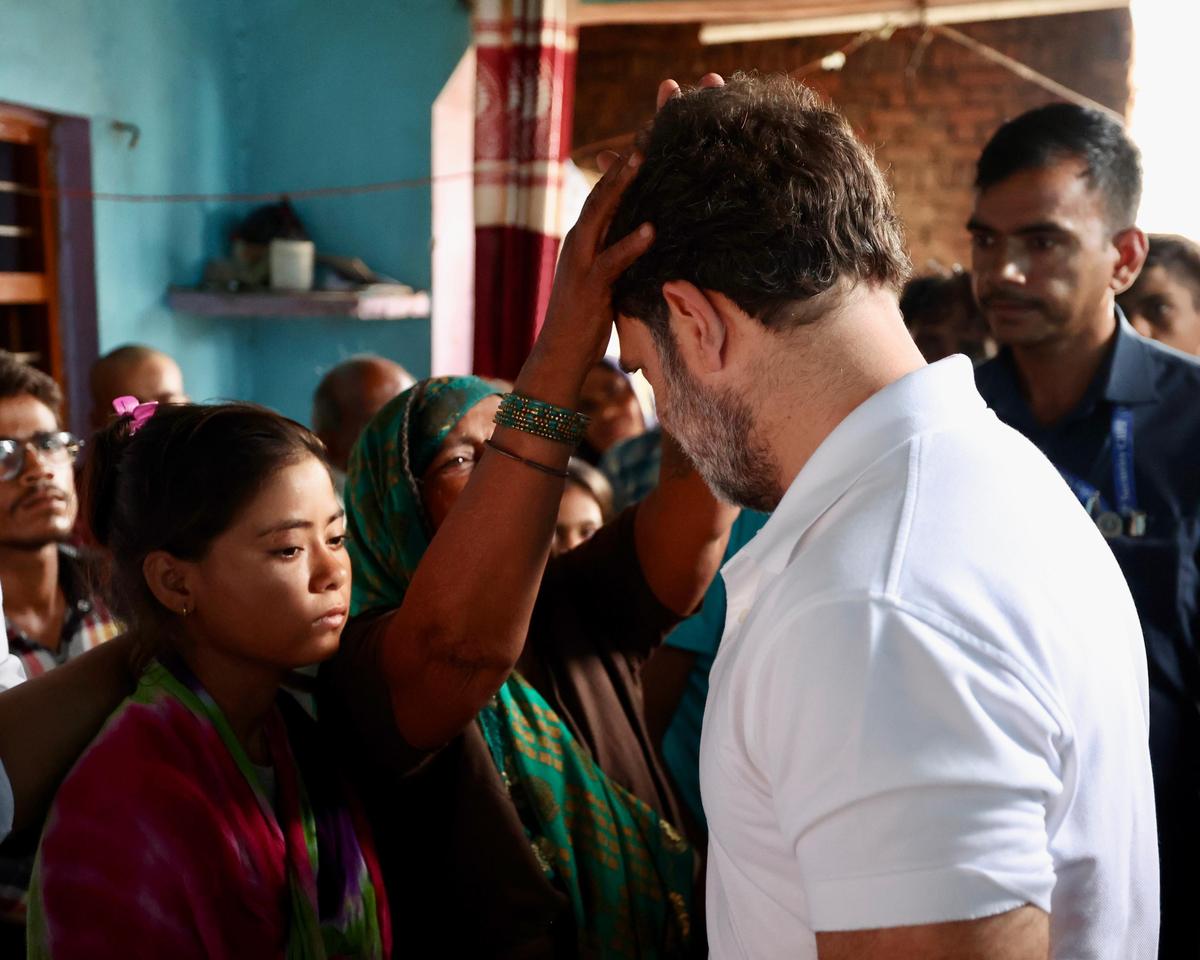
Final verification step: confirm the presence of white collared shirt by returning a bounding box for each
[0,580,23,694]
[0,579,22,843]
[701,356,1158,959]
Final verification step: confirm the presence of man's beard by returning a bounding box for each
[656,332,782,513]
[2,485,75,551]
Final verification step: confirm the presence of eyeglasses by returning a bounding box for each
[0,432,83,482]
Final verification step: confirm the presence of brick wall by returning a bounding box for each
[574,9,1132,271]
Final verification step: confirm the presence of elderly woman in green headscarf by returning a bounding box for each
[318,154,737,958]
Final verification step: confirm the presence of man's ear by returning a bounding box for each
[142,551,195,618]
[1112,227,1149,295]
[662,280,727,374]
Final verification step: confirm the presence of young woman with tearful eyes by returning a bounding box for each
[319,147,736,959]
[26,403,390,960]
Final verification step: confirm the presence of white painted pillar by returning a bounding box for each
[1128,0,1200,237]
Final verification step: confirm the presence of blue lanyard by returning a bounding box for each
[1058,405,1138,517]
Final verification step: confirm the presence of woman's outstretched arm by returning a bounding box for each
[380,154,654,749]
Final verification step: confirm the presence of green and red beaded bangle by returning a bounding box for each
[494,393,590,446]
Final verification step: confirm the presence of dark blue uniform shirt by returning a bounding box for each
[976,315,1200,956]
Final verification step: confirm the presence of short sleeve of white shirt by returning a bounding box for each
[754,595,1064,932]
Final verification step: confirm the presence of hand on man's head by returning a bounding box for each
[656,73,725,111]
[596,75,726,177]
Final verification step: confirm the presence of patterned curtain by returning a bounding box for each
[472,0,578,380]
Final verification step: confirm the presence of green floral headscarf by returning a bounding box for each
[343,374,694,957]
[344,375,500,616]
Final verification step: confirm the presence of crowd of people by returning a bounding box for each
[0,70,1193,959]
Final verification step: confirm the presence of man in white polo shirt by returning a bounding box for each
[607,74,1157,958]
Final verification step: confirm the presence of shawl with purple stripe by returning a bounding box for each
[26,658,390,959]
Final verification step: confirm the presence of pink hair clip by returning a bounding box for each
[112,395,159,435]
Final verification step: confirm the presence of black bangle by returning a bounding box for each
[484,439,569,479]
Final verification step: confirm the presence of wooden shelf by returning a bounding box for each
[0,272,48,305]
[167,285,431,320]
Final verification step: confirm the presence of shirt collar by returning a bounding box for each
[980,309,1157,430]
[2,546,94,647]
[1104,310,1160,406]
[725,356,984,593]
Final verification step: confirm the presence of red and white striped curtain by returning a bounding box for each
[472,0,577,380]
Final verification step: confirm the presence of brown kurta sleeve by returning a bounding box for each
[317,610,431,787]
[536,505,681,666]
[318,612,575,958]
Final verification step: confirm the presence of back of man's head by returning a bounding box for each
[975,102,1142,228]
[607,73,911,338]
[90,344,187,429]
[312,355,415,471]
[1143,234,1200,297]
[0,351,63,424]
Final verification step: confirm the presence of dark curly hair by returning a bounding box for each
[606,73,911,336]
[0,350,63,423]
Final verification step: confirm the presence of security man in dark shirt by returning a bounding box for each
[970,102,1198,958]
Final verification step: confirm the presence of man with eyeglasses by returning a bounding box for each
[0,352,122,944]
[0,353,120,678]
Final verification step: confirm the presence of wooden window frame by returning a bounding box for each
[0,101,98,436]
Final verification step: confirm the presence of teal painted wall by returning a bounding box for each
[0,0,471,423]
[232,0,469,422]
[0,0,249,407]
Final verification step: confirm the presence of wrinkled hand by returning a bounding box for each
[518,73,725,405]
[528,152,653,392]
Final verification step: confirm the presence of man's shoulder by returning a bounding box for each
[972,353,1009,393]
[1125,336,1200,456]
[1136,333,1200,395]
[740,589,1057,708]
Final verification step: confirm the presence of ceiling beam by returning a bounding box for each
[569,0,1127,30]
[700,0,1127,44]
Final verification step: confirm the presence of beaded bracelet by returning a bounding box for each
[494,393,590,446]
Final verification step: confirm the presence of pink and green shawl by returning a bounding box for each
[26,658,390,960]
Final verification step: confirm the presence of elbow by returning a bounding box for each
[383,620,522,749]
[410,619,523,678]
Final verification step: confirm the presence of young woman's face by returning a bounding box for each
[551,483,603,557]
[183,455,351,671]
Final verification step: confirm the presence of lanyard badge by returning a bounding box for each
[1058,406,1146,539]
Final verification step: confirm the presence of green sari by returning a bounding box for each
[346,376,694,958]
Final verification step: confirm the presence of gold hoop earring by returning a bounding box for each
[180,604,190,617]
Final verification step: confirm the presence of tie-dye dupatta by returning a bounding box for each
[26,659,390,960]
